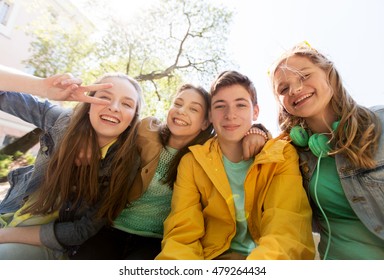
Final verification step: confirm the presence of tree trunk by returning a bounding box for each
[0,128,42,156]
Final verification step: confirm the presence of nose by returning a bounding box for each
[289,79,303,96]
[108,101,119,112]
[176,106,187,115]
[225,106,236,120]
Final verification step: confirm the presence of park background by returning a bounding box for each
[2,0,383,138]
[91,0,384,135]
[1,0,383,206]
[0,0,382,265]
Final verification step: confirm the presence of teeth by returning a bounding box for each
[294,93,312,105]
[101,115,120,123]
[174,118,188,126]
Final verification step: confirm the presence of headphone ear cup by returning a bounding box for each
[308,134,331,158]
[289,126,309,147]
[332,121,340,131]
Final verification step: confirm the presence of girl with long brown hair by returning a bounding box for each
[0,71,143,259]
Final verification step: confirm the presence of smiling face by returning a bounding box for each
[273,55,334,124]
[210,84,259,145]
[89,76,138,147]
[166,88,209,148]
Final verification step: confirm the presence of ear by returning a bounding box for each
[201,119,211,131]
[209,111,213,123]
[252,104,259,121]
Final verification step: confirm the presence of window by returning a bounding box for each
[0,0,19,37]
[0,0,12,26]
[2,134,18,147]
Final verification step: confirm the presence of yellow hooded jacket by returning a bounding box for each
[156,137,315,260]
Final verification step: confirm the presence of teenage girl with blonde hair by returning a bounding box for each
[269,43,384,259]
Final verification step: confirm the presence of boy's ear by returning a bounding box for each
[252,104,260,121]
[209,111,213,123]
[201,119,210,131]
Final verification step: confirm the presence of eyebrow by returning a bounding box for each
[175,97,204,109]
[293,66,312,76]
[297,67,312,74]
[97,90,136,102]
[212,97,249,104]
[279,65,311,75]
[97,89,113,95]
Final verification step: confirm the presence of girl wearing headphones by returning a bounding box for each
[269,43,384,259]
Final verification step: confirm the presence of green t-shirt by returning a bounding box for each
[113,147,177,238]
[223,156,256,256]
[309,156,384,259]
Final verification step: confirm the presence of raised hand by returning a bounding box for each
[44,73,113,105]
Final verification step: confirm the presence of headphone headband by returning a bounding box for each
[289,121,339,157]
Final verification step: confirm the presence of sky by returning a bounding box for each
[77,0,384,136]
[225,0,384,135]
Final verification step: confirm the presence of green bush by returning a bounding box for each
[0,154,13,178]
[0,152,36,179]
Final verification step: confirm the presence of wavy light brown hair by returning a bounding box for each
[269,43,381,169]
[24,73,143,224]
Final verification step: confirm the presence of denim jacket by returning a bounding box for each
[299,105,384,240]
[0,91,140,255]
[0,91,70,213]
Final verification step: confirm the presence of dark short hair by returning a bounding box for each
[210,70,257,105]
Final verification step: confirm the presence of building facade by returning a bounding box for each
[0,0,93,151]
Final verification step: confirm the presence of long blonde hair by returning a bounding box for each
[270,43,381,169]
[24,73,143,224]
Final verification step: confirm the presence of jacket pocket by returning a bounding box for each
[0,165,34,214]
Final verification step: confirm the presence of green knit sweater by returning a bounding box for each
[113,147,177,238]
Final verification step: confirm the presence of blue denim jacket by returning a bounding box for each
[299,105,384,240]
[0,91,140,255]
[0,91,70,213]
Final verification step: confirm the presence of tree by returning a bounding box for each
[24,0,235,119]
[23,0,96,79]
[84,0,234,117]
[0,128,42,156]
[24,26,95,79]
[2,0,235,161]
[0,128,41,182]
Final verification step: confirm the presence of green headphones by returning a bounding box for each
[289,121,340,158]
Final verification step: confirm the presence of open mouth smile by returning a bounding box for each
[100,115,120,124]
[173,118,188,126]
[293,93,313,106]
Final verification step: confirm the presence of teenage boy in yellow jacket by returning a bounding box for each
[156,70,315,260]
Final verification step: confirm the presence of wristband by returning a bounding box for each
[244,127,268,142]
